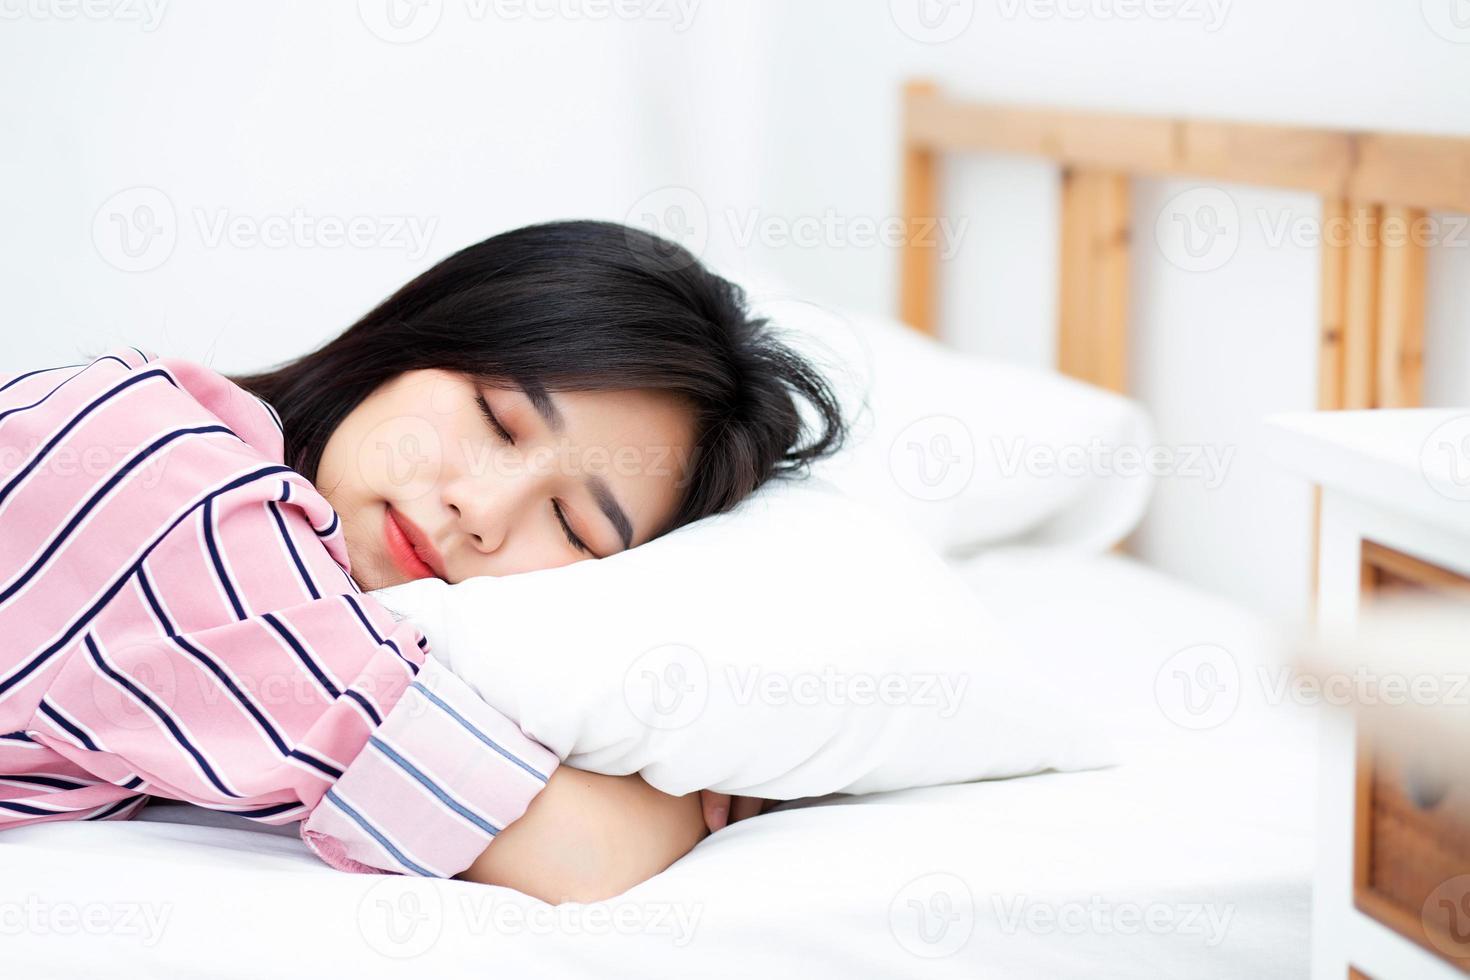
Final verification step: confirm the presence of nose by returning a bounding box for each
[442,475,510,554]
[441,460,549,556]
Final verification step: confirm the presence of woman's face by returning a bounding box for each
[315,369,697,589]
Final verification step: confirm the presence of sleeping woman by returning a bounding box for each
[0,220,846,903]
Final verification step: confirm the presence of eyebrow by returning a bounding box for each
[518,379,636,552]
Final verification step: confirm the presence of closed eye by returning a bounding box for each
[478,387,596,557]
[553,500,593,555]
[475,392,514,444]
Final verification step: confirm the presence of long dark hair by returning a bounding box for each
[230,219,847,539]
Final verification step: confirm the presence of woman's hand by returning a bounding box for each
[698,790,772,832]
[456,766,707,904]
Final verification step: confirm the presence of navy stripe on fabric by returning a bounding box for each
[343,689,383,727]
[202,495,247,621]
[234,800,302,819]
[169,631,290,757]
[255,396,284,435]
[341,593,384,644]
[262,613,340,699]
[267,499,319,600]
[0,365,174,508]
[85,633,242,800]
[0,355,135,429]
[368,736,501,837]
[0,423,234,605]
[2,773,89,791]
[314,511,339,538]
[341,593,417,678]
[0,730,34,742]
[0,799,67,815]
[120,776,144,790]
[289,749,343,780]
[135,566,176,638]
[38,701,99,752]
[85,796,144,821]
[0,362,83,395]
[410,682,549,783]
[382,639,416,673]
[340,595,418,675]
[324,788,433,877]
[0,464,292,700]
[134,566,295,760]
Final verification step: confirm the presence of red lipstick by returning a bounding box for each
[383,505,445,582]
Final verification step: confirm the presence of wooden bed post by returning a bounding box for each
[1375,205,1428,409]
[1317,197,1349,413]
[1312,198,1428,598]
[899,80,939,336]
[1342,201,1382,411]
[1057,168,1131,393]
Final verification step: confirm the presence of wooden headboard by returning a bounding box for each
[896,79,1470,414]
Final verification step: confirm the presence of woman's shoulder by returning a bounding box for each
[1,345,286,466]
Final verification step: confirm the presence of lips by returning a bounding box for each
[383,505,445,582]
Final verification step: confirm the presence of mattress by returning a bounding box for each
[1,549,1314,979]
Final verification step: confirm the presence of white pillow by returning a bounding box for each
[750,293,1156,557]
[373,477,1112,799]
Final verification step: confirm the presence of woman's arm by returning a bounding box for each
[456,766,707,904]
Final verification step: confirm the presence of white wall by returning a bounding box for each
[4,0,1469,621]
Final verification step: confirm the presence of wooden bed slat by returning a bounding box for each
[1318,197,1349,411]
[1374,205,1428,409]
[899,81,941,336]
[905,88,1470,213]
[1058,168,1130,393]
[1342,202,1381,411]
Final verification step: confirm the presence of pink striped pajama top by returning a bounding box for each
[0,346,558,877]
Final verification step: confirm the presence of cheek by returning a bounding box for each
[345,413,454,505]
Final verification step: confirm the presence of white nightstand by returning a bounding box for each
[1264,409,1470,980]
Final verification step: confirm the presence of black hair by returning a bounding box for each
[229,219,848,540]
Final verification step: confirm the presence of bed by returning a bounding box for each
[20,80,1414,977]
[3,546,1315,979]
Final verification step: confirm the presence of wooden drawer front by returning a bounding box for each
[1362,540,1470,595]
[1356,752,1470,971]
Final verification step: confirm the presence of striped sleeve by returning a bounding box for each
[0,346,558,877]
[300,654,557,876]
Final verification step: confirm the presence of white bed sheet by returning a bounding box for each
[2,550,1315,979]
